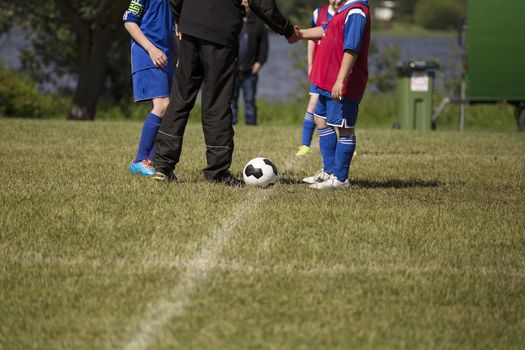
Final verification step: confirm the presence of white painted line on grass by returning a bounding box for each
[8,253,525,278]
[123,192,271,350]
[122,152,310,350]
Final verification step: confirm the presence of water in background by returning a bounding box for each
[1,29,461,99]
[0,27,27,70]
[259,33,462,100]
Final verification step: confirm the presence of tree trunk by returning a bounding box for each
[68,33,112,121]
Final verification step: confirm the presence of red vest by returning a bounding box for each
[315,5,330,27]
[312,6,330,61]
[310,2,371,101]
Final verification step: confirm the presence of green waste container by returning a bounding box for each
[395,61,439,130]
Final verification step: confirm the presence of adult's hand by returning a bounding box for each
[251,62,262,75]
[175,23,182,40]
[286,33,299,44]
[286,25,301,44]
[295,25,302,37]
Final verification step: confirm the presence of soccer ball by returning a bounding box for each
[243,157,278,187]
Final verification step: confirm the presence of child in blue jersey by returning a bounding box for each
[123,0,174,176]
[296,0,343,157]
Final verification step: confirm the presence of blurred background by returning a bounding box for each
[0,0,519,130]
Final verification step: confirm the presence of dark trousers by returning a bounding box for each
[231,72,258,125]
[154,35,237,180]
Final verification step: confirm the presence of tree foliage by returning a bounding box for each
[392,0,420,22]
[0,0,129,120]
[0,63,57,118]
[414,0,466,30]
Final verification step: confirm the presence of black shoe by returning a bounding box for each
[153,171,178,183]
[208,172,243,187]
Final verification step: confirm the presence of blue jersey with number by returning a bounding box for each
[123,0,174,73]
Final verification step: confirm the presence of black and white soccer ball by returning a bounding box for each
[243,157,278,187]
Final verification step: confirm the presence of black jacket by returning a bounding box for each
[169,0,293,48]
[239,12,268,72]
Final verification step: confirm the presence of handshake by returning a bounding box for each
[286,25,303,44]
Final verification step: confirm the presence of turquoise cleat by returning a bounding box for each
[129,159,156,177]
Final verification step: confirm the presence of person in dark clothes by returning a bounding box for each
[153,0,300,185]
[231,0,269,126]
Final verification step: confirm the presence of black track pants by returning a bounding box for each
[154,34,237,179]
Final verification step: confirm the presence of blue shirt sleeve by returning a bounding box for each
[343,9,367,53]
[123,0,148,24]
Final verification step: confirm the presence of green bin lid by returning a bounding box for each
[396,61,440,76]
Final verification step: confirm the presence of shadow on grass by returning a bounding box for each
[352,178,441,189]
[278,177,442,188]
[279,177,307,185]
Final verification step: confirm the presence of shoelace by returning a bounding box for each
[222,174,242,186]
[314,169,326,179]
[143,159,155,169]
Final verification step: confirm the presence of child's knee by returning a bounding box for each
[152,98,170,117]
[314,116,327,128]
[307,95,319,112]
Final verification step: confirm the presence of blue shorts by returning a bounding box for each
[309,82,319,95]
[314,94,359,128]
[132,67,172,102]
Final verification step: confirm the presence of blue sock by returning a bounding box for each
[148,145,156,165]
[334,135,356,182]
[135,113,162,163]
[301,111,316,146]
[318,126,337,174]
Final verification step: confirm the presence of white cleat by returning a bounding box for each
[302,169,332,184]
[309,175,350,189]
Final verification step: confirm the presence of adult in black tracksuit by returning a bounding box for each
[154,0,297,185]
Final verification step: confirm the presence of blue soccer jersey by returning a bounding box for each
[123,0,174,73]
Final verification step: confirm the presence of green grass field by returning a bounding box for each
[0,118,524,349]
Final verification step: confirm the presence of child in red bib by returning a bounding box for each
[296,0,343,157]
[299,0,371,189]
